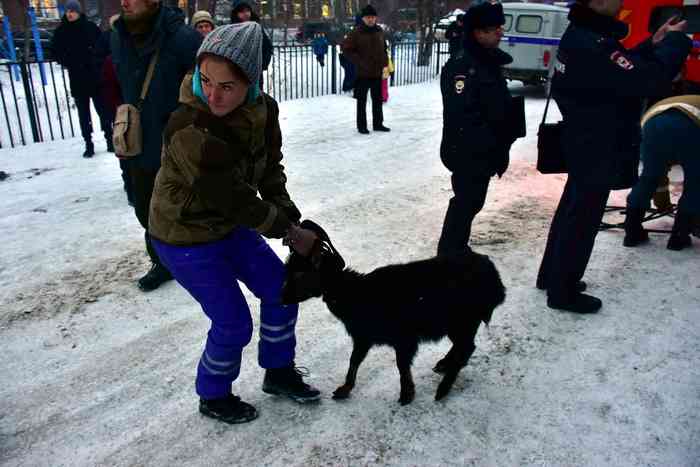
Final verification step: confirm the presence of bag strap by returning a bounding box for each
[541,82,554,126]
[137,47,160,111]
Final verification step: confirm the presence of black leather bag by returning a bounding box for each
[536,86,567,174]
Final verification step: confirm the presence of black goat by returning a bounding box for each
[282,221,506,405]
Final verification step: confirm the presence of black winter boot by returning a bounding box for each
[262,365,321,403]
[105,132,115,153]
[137,263,173,291]
[623,208,649,247]
[547,293,602,314]
[83,140,95,158]
[373,125,391,132]
[667,211,693,251]
[199,394,258,424]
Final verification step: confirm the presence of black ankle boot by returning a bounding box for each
[83,140,95,158]
[623,208,649,247]
[199,394,258,424]
[105,133,115,153]
[667,211,693,251]
[262,364,321,403]
[137,263,173,291]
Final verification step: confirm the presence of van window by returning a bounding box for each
[516,15,543,34]
[504,14,513,32]
[649,6,700,34]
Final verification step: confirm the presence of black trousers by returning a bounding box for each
[437,173,491,256]
[74,93,112,141]
[129,166,165,268]
[537,178,610,300]
[355,78,383,130]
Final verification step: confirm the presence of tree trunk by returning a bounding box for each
[416,0,435,66]
[2,0,28,31]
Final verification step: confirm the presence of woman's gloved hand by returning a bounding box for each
[283,224,318,257]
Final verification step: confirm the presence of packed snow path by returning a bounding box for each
[0,82,698,467]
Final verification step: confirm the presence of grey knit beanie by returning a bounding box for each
[197,22,262,85]
[65,0,82,13]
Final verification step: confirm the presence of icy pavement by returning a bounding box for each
[0,81,698,467]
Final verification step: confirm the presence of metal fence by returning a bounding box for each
[1,41,448,149]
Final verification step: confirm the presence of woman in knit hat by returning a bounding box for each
[148,22,321,425]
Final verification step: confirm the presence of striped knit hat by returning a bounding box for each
[196,22,262,85]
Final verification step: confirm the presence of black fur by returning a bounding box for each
[282,223,506,405]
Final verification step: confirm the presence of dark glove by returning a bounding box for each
[282,203,302,224]
[265,209,292,239]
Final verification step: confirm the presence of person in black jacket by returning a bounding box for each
[437,2,524,256]
[535,0,691,314]
[230,0,273,88]
[51,1,111,158]
[445,14,465,59]
[111,0,201,292]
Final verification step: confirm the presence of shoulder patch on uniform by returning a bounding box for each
[454,74,466,94]
[610,51,634,70]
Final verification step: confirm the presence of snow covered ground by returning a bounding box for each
[0,81,698,467]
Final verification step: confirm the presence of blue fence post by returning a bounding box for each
[3,17,21,81]
[27,7,47,86]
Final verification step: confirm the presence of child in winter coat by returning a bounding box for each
[148,22,320,425]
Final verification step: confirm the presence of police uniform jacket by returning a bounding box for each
[440,37,521,177]
[552,3,691,189]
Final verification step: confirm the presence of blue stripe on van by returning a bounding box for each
[503,36,561,46]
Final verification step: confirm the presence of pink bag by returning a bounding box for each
[381,79,389,103]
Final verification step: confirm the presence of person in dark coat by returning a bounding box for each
[312,33,329,66]
[535,0,691,314]
[445,14,465,58]
[95,16,131,204]
[341,4,390,134]
[230,0,273,88]
[51,0,111,158]
[437,2,524,257]
[111,0,201,292]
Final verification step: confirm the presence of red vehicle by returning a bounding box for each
[619,0,700,84]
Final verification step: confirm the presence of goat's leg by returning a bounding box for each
[435,321,481,401]
[395,341,418,405]
[332,339,371,400]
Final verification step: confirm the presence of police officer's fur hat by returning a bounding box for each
[465,2,506,32]
[361,4,378,17]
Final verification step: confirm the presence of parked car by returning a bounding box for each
[435,9,466,42]
[499,2,569,87]
[620,0,700,86]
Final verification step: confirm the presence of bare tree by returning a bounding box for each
[416,0,437,66]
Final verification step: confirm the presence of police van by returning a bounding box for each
[499,3,569,87]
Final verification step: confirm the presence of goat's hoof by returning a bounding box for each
[433,359,448,374]
[435,385,450,401]
[332,385,352,400]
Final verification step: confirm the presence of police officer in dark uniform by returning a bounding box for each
[536,0,691,314]
[437,2,525,256]
[445,14,466,59]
